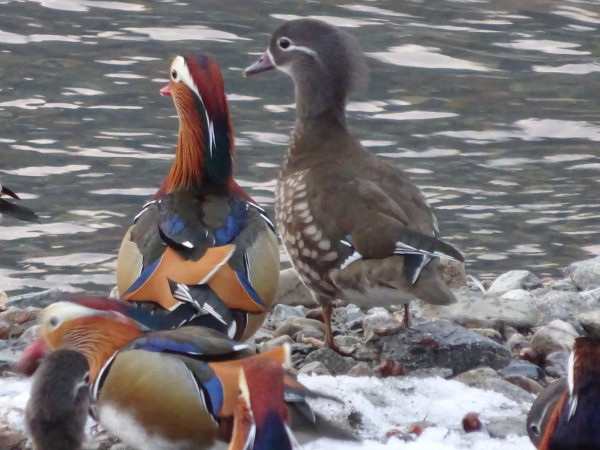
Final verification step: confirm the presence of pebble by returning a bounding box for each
[499,360,545,382]
[303,348,356,375]
[362,308,401,341]
[268,304,307,326]
[530,320,578,360]
[544,351,570,378]
[424,287,539,330]
[256,335,293,353]
[5,261,599,450]
[298,361,331,376]
[486,415,528,439]
[274,317,325,338]
[576,310,600,338]
[380,321,511,375]
[502,374,543,395]
[275,268,317,307]
[462,412,482,433]
[533,290,591,324]
[565,256,600,290]
[487,270,543,295]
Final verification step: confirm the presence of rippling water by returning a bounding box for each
[0,0,599,296]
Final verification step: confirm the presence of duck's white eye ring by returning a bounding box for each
[49,315,59,327]
[171,68,179,81]
[278,37,291,49]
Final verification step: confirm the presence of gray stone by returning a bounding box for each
[488,270,543,295]
[335,305,365,324]
[275,268,318,307]
[454,367,499,387]
[304,348,356,375]
[6,288,62,309]
[346,362,377,377]
[486,415,528,438]
[294,327,325,342]
[545,279,577,292]
[380,320,511,375]
[577,310,600,338]
[507,332,529,355]
[298,361,331,376]
[353,346,380,361]
[544,351,570,378]
[501,289,535,303]
[440,258,468,288]
[479,378,535,404]
[256,335,293,353]
[533,290,592,324]
[268,304,307,326]
[471,328,503,343]
[19,324,40,346]
[424,287,539,330]
[499,360,545,382]
[274,317,325,338]
[409,367,453,379]
[530,320,578,359]
[503,374,543,395]
[362,309,401,341]
[566,256,600,290]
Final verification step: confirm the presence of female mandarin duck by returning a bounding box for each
[0,180,39,222]
[18,297,355,450]
[229,358,297,450]
[117,53,279,341]
[26,349,90,450]
[537,337,600,450]
[244,19,464,349]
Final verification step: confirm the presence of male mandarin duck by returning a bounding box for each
[18,297,355,450]
[229,358,297,450]
[117,52,279,341]
[25,349,90,450]
[0,180,39,222]
[527,378,567,447]
[536,337,600,450]
[244,19,464,349]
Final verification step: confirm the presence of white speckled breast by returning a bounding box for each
[275,170,337,297]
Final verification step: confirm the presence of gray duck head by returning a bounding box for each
[245,18,368,120]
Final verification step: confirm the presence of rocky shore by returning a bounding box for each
[1,256,600,449]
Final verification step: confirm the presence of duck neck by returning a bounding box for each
[166,97,233,193]
[293,69,346,124]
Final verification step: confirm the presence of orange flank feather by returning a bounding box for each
[121,244,267,313]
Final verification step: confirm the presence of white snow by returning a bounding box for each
[0,374,535,449]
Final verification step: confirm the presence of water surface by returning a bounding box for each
[1,0,599,295]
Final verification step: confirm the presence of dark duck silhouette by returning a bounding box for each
[0,180,39,222]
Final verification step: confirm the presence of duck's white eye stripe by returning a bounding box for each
[288,44,318,59]
[171,56,203,105]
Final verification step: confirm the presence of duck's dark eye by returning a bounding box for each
[171,69,178,80]
[49,316,59,327]
[278,37,291,49]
